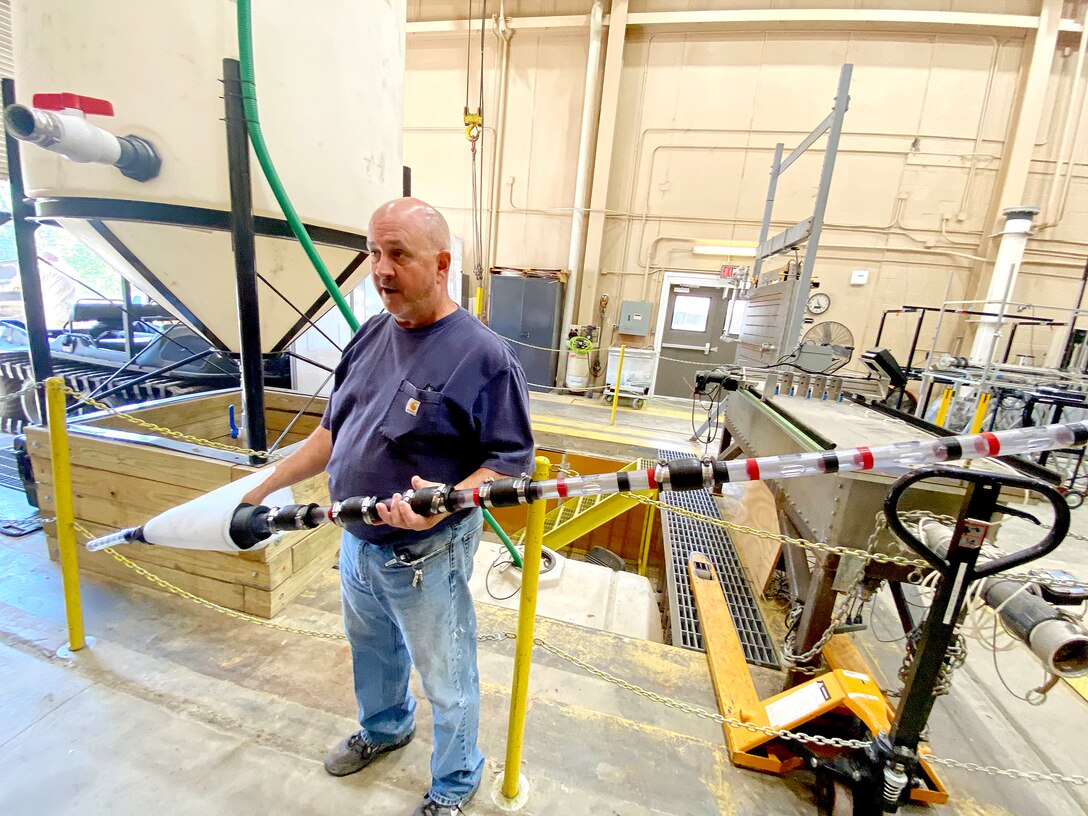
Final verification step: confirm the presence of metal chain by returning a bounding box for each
[925,756,1088,786]
[531,636,872,750]
[69,527,1088,784]
[625,492,932,570]
[783,513,906,670]
[60,385,279,460]
[782,590,857,670]
[898,627,966,697]
[629,494,1088,593]
[502,335,707,367]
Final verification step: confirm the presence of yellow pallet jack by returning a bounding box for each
[690,465,1070,814]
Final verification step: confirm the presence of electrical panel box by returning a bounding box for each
[618,300,652,336]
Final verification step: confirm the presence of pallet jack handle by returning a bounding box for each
[873,465,1071,812]
[883,466,1070,578]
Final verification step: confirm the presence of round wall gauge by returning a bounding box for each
[807,292,831,315]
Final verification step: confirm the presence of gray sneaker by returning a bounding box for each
[410,797,466,816]
[410,781,479,815]
[323,728,414,777]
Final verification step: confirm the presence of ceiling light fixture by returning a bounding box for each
[691,242,758,257]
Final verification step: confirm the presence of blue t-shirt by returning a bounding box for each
[321,308,535,544]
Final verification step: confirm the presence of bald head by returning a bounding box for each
[367,197,457,329]
[369,197,450,254]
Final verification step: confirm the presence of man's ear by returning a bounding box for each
[436,249,452,280]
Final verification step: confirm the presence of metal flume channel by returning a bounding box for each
[659,448,779,668]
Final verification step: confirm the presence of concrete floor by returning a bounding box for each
[1,395,1088,815]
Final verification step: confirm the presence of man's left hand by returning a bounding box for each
[374,475,446,531]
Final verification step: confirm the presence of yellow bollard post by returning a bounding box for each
[45,377,88,654]
[637,497,657,577]
[970,391,992,434]
[498,455,550,806]
[934,387,954,428]
[609,345,626,425]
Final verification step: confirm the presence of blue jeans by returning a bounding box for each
[338,510,485,807]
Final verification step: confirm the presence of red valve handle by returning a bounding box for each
[31,92,114,116]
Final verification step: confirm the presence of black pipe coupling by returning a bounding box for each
[115,134,162,181]
[229,504,273,550]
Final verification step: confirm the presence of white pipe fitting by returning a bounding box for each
[6,104,122,163]
[4,103,161,181]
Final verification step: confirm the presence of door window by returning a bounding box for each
[670,295,711,332]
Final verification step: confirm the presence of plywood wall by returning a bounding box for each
[404,1,1088,380]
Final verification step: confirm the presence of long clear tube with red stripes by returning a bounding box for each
[82,421,1088,552]
[246,421,1088,545]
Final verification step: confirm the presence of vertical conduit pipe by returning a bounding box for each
[969,207,1038,362]
[556,0,604,388]
[486,6,513,274]
[1046,2,1088,227]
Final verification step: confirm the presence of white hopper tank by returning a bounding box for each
[11,0,405,353]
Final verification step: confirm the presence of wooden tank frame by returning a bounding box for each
[27,387,336,618]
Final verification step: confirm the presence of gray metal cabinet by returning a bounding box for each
[489,275,563,392]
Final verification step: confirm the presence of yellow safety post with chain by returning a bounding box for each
[45,377,88,654]
[609,345,626,425]
[499,455,550,807]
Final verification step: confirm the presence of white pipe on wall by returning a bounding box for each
[1052,5,1088,227]
[969,206,1040,362]
[556,0,604,388]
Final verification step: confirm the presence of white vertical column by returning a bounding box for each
[969,206,1038,363]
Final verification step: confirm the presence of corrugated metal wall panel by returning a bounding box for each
[736,280,800,367]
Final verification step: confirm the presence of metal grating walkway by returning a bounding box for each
[0,447,23,492]
[658,449,779,669]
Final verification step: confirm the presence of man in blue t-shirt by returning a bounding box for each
[242,198,534,816]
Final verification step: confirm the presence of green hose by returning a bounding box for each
[483,508,523,568]
[235,0,359,333]
[237,4,521,557]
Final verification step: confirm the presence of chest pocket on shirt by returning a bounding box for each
[379,379,461,449]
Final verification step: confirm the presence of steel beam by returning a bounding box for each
[223,58,267,460]
[3,77,54,420]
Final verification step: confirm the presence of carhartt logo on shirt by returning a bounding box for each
[405,398,420,416]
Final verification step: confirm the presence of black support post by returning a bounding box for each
[889,481,995,753]
[223,59,267,462]
[120,277,135,359]
[896,310,927,410]
[3,78,54,424]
